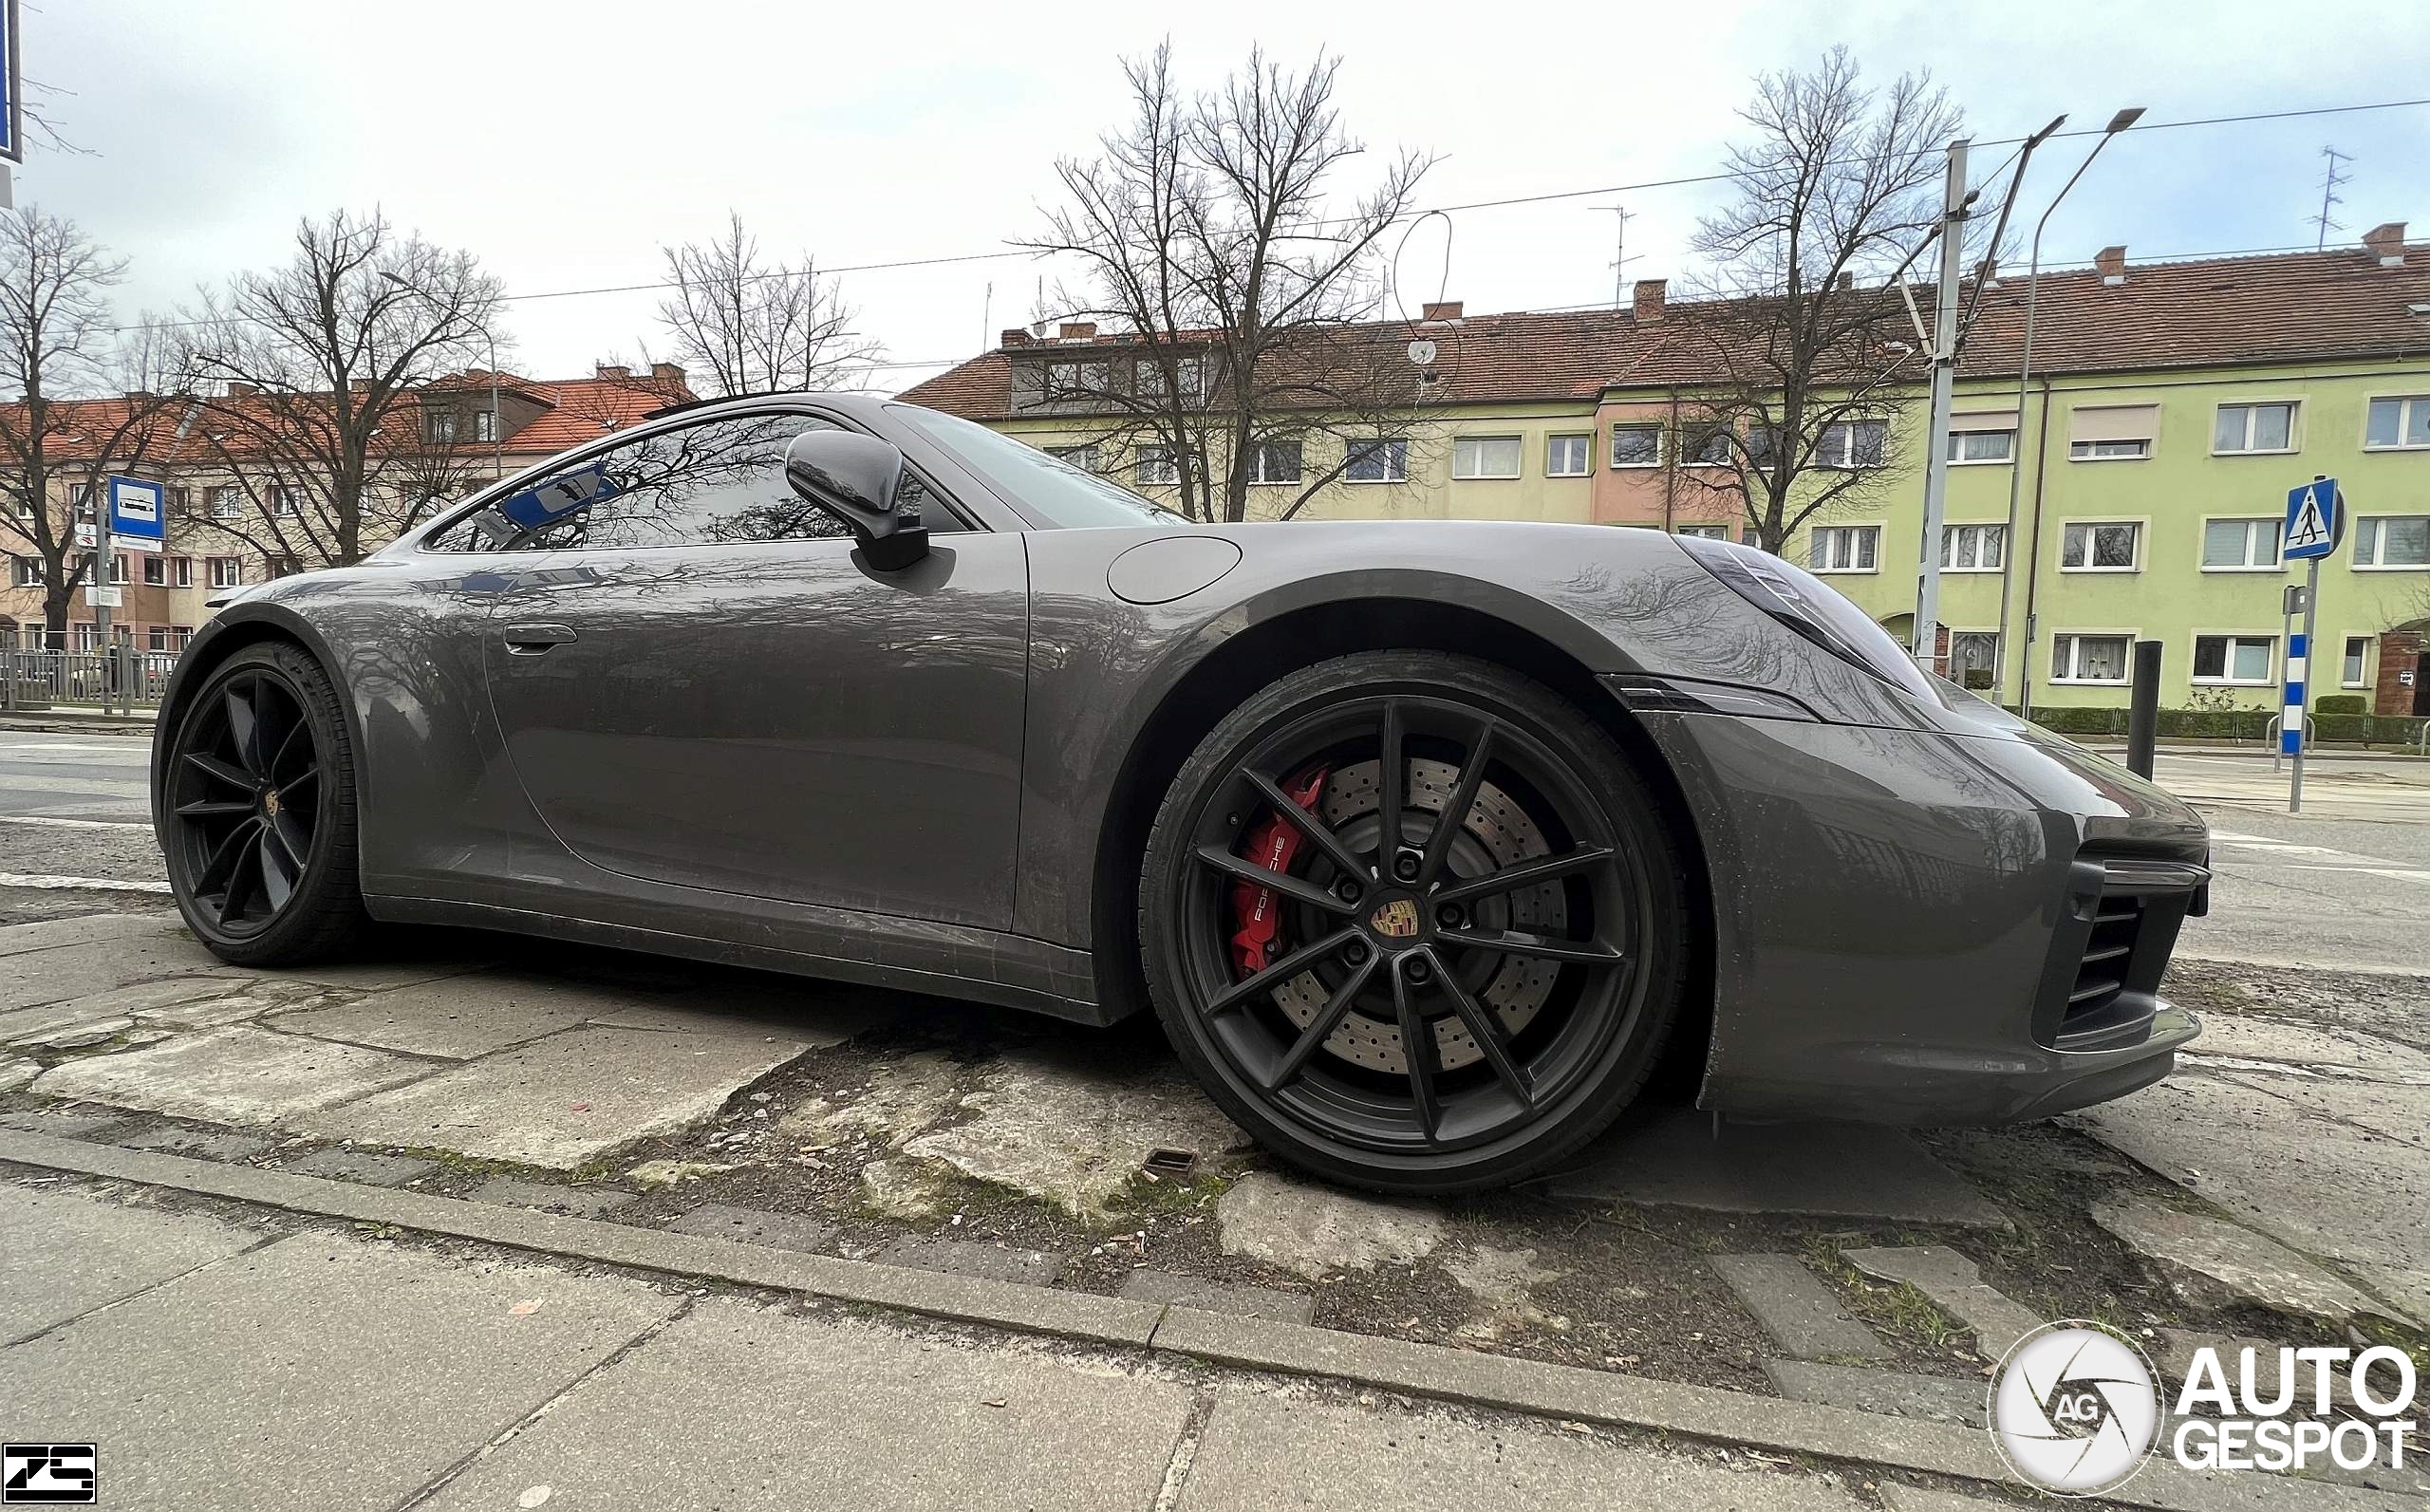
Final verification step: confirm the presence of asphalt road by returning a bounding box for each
[0,726,2423,972]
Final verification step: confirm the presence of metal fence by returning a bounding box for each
[1,648,182,711]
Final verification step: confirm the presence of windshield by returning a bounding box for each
[888,403,1188,529]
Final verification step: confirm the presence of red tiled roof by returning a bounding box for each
[898,242,2430,420]
[495,372,693,454]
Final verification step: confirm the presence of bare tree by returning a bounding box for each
[1021,45,1432,523]
[1671,47,1965,553]
[0,208,183,645]
[655,215,881,397]
[176,209,504,568]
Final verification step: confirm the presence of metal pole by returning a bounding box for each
[1912,140,1969,670]
[93,487,114,717]
[2292,554,2322,813]
[2274,583,2300,773]
[2126,639,2161,777]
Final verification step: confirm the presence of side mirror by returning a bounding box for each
[785,429,928,570]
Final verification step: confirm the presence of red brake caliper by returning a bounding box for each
[1229,766,1331,974]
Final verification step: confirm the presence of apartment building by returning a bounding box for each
[904,225,2430,716]
[0,364,691,651]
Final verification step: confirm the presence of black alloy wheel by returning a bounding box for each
[160,642,371,964]
[1141,650,1690,1194]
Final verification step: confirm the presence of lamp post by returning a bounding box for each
[377,271,504,492]
[1997,106,2143,714]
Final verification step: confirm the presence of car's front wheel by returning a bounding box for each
[160,641,371,965]
[1140,650,1691,1195]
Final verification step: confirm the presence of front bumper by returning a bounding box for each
[1629,700,2208,1126]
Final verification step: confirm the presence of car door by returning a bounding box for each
[477,406,1029,929]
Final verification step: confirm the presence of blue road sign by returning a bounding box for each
[106,476,167,551]
[0,0,22,165]
[2284,478,2341,560]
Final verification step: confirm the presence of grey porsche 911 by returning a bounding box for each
[153,392,2210,1194]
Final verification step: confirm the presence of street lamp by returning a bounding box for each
[1997,106,2143,714]
[377,271,505,491]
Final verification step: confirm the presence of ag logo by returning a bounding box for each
[1989,1322,2162,1496]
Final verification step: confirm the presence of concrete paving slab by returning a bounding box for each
[2090,1201,2381,1325]
[871,1235,1064,1287]
[0,1227,685,1512]
[0,1183,262,1340]
[2182,1015,2430,1078]
[27,1025,435,1126]
[16,1014,132,1048]
[1118,1266,1317,1325]
[466,1176,634,1219]
[1177,1389,1869,1512]
[0,1109,126,1139]
[2346,1264,2430,1331]
[415,1296,1192,1512]
[1709,1253,1892,1362]
[2216,1068,2430,1148]
[666,1202,835,1254]
[1839,1246,2043,1361]
[28,976,249,1025]
[297,1025,813,1168]
[273,1148,439,1186]
[0,909,180,958]
[1545,1111,2010,1227]
[590,983,885,1045]
[2076,1078,2430,1272]
[1215,1170,1446,1279]
[249,957,496,991]
[269,973,614,1058]
[114,1126,274,1162]
[0,933,242,1012]
[0,1055,34,1092]
[1761,1358,1988,1427]
[1879,1487,2016,1512]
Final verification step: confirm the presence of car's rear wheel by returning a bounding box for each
[1140,650,1690,1195]
[161,642,371,965]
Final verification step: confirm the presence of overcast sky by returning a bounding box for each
[24,0,2430,394]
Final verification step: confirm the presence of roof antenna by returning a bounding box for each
[2313,146,2352,252]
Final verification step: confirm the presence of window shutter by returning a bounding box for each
[1950,410,2018,433]
[2068,404,2159,442]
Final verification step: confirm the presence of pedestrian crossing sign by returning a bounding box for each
[2283,478,2341,560]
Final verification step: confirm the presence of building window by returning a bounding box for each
[1246,439,1303,486]
[1045,443,1100,474]
[1449,436,1522,480]
[1684,426,1734,467]
[1610,423,1663,468]
[1807,525,1879,573]
[108,552,130,585]
[2213,401,2295,454]
[1546,435,1592,476]
[1815,420,1887,469]
[2067,404,2158,461]
[1949,630,2001,685]
[1947,429,2014,464]
[69,483,93,519]
[476,408,499,443]
[206,556,244,588]
[2061,521,2140,571]
[2192,634,2277,685]
[1674,524,1730,541]
[208,486,243,520]
[146,625,172,652]
[1133,444,1179,487]
[141,555,169,587]
[10,555,39,588]
[2069,438,2150,461]
[2353,515,2430,569]
[2051,633,2131,683]
[1344,437,1409,484]
[166,486,191,517]
[1939,523,2006,571]
[2343,636,2371,689]
[425,409,458,445]
[2201,517,2281,570]
[1137,356,1205,401]
[171,555,194,588]
[269,486,301,517]
[72,622,99,651]
[267,555,305,579]
[1043,360,1112,401]
[2365,396,2430,450]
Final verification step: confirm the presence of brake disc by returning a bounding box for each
[1266,756,1564,1074]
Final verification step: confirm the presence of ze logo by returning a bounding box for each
[3,1444,96,1504]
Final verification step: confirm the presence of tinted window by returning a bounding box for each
[888,403,1186,529]
[425,412,971,552]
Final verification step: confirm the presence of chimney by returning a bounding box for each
[1057,322,1097,341]
[1836,272,1854,291]
[350,378,372,392]
[2364,222,2408,267]
[1976,256,1999,288]
[1000,328,1033,347]
[225,382,256,399]
[1420,300,1463,322]
[1632,278,1668,323]
[650,362,684,383]
[2095,245,2127,286]
[122,389,152,403]
[596,363,631,380]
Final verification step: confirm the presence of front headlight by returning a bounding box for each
[1675,533,1935,700]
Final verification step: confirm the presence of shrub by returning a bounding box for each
[2315,694,2367,716]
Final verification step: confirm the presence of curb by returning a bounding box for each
[0,1130,2401,1512]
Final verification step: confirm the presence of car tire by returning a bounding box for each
[159,641,373,966]
[1140,650,1691,1195]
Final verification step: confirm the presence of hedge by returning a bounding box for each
[2020,706,2427,744]
[2315,694,2369,716]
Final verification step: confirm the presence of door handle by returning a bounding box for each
[502,623,579,655]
